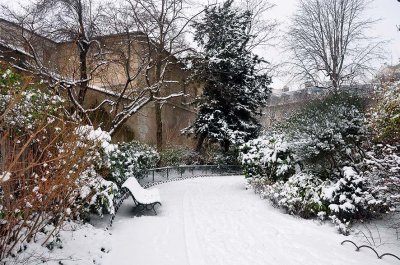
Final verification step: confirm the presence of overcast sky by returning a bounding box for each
[3,0,400,89]
[264,0,400,89]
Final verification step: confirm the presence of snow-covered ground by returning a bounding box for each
[104,175,399,265]
[7,175,400,265]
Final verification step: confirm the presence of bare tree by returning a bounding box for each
[0,0,188,139]
[240,0,278,50]
[124,0,202,151]
[3,0,105,104]
[0,0,107,123]
[287,0,384,90]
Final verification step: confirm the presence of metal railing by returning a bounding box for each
[140,164,243,186]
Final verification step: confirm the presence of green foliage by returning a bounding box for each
[372,81,400,143]
[209,148,240,165]
[0,68,64,132]
[283,92,368,178]
[239,133,296,180]
[86,174,119,217]
[159,146,202,166]
[0,69,21,90]
[104,141,159,186]
[185,0,271,150]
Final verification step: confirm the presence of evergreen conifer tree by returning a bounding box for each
[185,0,271,152]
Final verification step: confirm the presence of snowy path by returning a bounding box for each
[102,176,397,265]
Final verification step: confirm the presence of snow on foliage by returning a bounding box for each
[184,0,271,150]
[242,92,393,234]
[75,125,116,154]
[72,126,160,216]
[103,141,159,187]
[371,81,400,143]
[0,69,64,132]
[250,172,326,218]
[239,133,296,180]
[284,92,368,178]
[248,166,388,235]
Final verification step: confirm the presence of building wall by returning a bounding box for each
[0,19,200,148]
[261,85,377,129]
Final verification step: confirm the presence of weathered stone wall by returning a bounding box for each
[261,85,376,129]
[0,19,201,148]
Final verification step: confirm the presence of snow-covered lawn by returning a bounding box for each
[9,175,399,265]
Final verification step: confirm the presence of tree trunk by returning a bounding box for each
[155,99,163,152]
[222,139,230,153]
[195,133,207,153]
[154,52,164,152]
[77,42,89,105]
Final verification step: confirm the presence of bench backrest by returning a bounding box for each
[122,177,160,204]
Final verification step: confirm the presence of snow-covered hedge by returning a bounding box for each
[77,167,119,218]
[240,92,368,180]
[371,81,400,143]
[242,92,393,234]
[250,172,326,218]
[286,92,368,178]
[322,167,388,234]
[239,133,296,180]
[103,141,159,186]
[159,145,202,166]
[74,127,161,216]
[248,167,389,234]
[0,69,64,132]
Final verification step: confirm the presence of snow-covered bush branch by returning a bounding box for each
[0,69,113,260]
[241,92,394,234]
[102,141,159,187]
[371,81,400,143]
[239,133,296,180]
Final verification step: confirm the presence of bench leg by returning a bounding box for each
[151,202,162,215]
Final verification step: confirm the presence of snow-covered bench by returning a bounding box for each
[121,177,161,215]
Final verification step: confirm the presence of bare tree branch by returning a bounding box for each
[286,0,385,90]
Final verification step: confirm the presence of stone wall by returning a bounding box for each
[0,19,201,148]
[261,85,376,129]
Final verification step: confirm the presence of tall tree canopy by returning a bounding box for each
[185,0,271,152]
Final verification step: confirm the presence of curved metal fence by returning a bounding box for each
[140,164,243,186]
[341,240,400,262]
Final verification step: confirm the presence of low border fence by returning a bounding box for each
[341,240,400,262]
[139,164,243,186]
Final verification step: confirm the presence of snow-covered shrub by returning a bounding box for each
[284,92,368,178]
[74,126,125,217]
[77,168,119,219]
[0,68,64,132]
[104,141,159,186]
[159,145,202,166]
[0,69,118,259]
[252,173,326,218]
[242,91,398,234]
[239,134,296,180]
[362,144,400,212]
[247,167,388,234]
[0,118,101,259]
[321,167,389,234]
[371,81,400,143]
